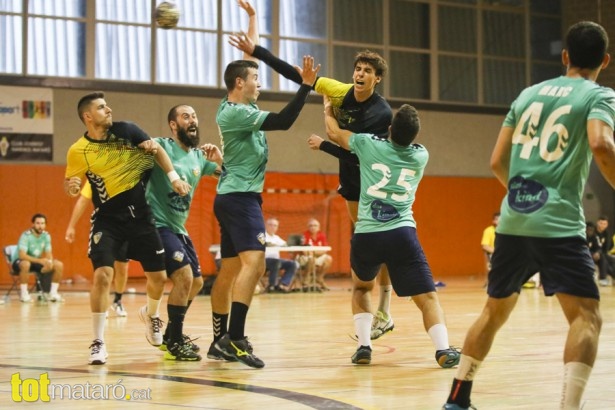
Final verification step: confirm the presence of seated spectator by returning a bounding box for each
[595,216,614,286]
[586,222,602,277]
[264,217,298,293]
[12,213,64,302]
[301,218,333,290]
[480,212,499,285]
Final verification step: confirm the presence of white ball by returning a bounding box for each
[155,2,180,29]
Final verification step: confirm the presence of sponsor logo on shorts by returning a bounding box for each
[257,232,266,245]
[173,251,184,262]
[93,232,102,244]
[155,249,164,255]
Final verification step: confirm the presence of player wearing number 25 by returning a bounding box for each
[443,21,615,410]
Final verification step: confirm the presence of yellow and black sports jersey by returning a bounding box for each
[65,121,154,213]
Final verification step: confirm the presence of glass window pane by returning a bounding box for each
[157,30,217,86]
[96,0,149,23]
[0,0,21,12]
[390,0,429,49]
[29,0,85,17]
[445,0,477,4]
[484,59,525,105]
[0,15,21,73]
[483,11,524,57]
[531,16,561,62]
[223,0,270,35]
[439,55,477,103]
[222,38,272,90]
[279,40,327,91]
[532,62,563,85]
[280,0,325,39]
[439,6,476,53]
[333,0,383,44]
[184,0,218,30]
[28,18,85,77]
[96,24,150,81]
[332,46,384,85]
[531,0,560,14]
[389,51,430,100]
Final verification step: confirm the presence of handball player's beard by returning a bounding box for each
[178,127,200,148]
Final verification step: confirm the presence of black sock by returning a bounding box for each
[167,304,187,346]
[228,302,249,341]
[447,379,473,408]
[113,292,122,303]
[212,312,229,342]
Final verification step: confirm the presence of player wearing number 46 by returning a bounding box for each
[319,97,460,368]
[443,21,615,410]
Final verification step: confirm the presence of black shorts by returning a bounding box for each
[338,161,360,201]
[488,234,599,300]
[89,209,165,272]
[350,227,435,297]
[158,227,202,278]
[214,192,266,258]
[12,260,44,274]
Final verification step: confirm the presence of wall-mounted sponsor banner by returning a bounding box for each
[0,86,53,161]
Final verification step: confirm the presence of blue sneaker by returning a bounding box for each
[442,403,477,410]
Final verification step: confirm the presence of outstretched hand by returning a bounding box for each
[307,134,324,150]
[237,0,256,17]
[297,55,320,86]
[200,143,223,165]
[228,32,255,55]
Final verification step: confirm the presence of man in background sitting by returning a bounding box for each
[265,217,298,293]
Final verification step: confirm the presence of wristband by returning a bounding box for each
[167,170,180,183]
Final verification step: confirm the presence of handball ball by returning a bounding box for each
[155,2,180,29]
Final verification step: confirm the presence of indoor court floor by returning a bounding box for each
[1,277,614,409]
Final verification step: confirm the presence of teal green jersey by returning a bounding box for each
[216,97,269,194]
[146,138,218,235]
[13,230,52,262]
[499,76,615,238]
[349,133,429,233]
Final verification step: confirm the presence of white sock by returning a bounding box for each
[354,313,373,348]
[50,282,59,295]
[20,283,28,295]
[560,362,592,410]
[147,296,161,318]
[427,323,449,351]
[92,312,106,342]
[378,285,393,317]
[455,354,483,381]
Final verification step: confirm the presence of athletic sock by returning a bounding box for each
[560,362,592,410]
[228,302,249,341]
[212,312,229,342]
[166,304,187,345]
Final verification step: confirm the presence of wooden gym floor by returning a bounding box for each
[0,276,614,409]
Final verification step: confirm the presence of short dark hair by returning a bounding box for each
[565,21,608,70]
[390,104,420,147]
[167,104,190,124]
[31,213,46,223]
[354,50,388,78]
[223,60,259,91]
[77,91,105,123]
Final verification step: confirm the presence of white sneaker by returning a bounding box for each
[370,311,394,340]
[112,302,127,317]
[138,305,163,346]
[48,293,64,302]
[599,279,609,287]
[20,293,33,303]
[88,339,108,365]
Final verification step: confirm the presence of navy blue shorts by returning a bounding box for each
[488,234,599,300]
[158,227,202,278]
[13,260,44,274]
[350,227,435,297]
[89,209,165,272]
[214,192,266,258]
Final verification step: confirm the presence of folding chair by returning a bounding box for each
[3,245,45,302]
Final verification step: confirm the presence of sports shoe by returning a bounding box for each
[164,341,202,361]
[436,347,461,368]
[20,293,32,303]
[214,334,264,368]
[442,403,477,409]
[206,340,238,361]
[598,279,609,287]
[160,334,200,353]
[351,345,372,364]
[112,302,127,317]
[370,311,394,340]
[48,293,64,303]
[88,339,108,365]
[138,305,163,346]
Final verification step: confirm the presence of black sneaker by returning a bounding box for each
[206,340,237,362]
[436,346,461,368]
[164,341,202,361]
[351,345,372,364]
[215,334,264,368]
[159,334,200,353]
